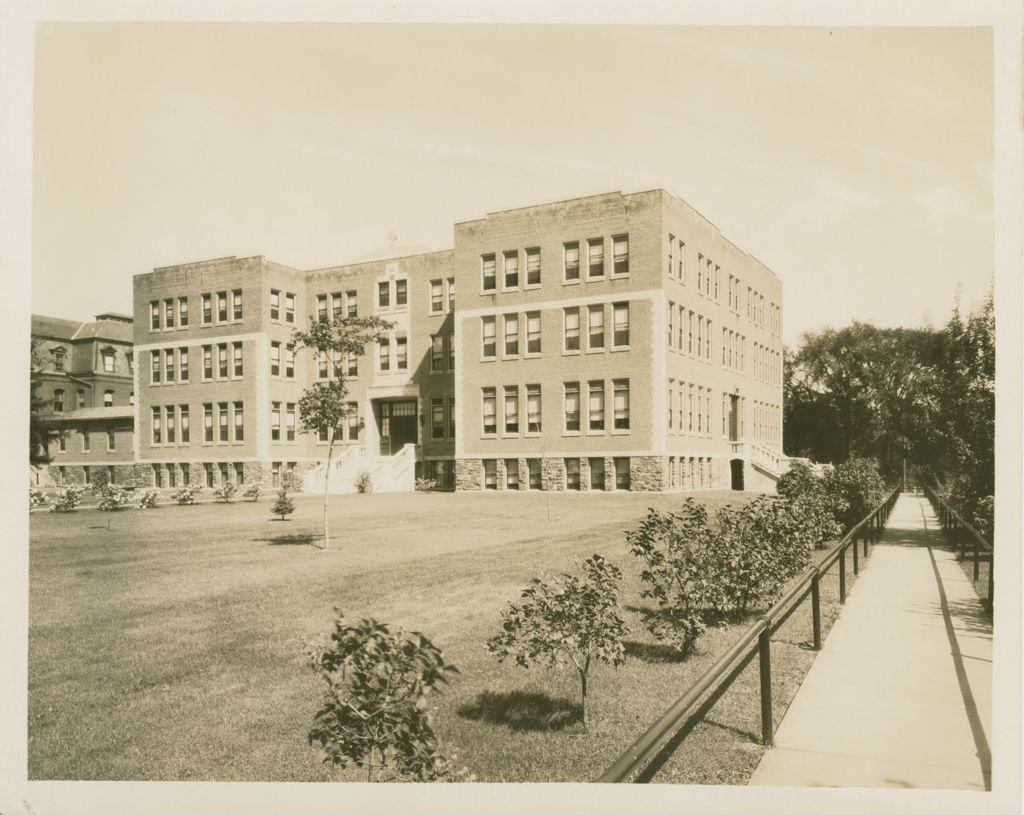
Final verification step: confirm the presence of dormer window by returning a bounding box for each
[101,349,115,373]
[52,348,66,372]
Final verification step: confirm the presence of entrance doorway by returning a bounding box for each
[378,400,418,455]
[730,459,745,491]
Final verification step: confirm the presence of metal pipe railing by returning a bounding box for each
[922,483,993,608]
[597,482,902,783]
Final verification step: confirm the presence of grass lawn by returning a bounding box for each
[28,490,861,783]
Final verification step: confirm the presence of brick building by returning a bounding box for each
[36,188,785,493]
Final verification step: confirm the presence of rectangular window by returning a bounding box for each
[678,239,685,282]
[705,320,712,361]
[150,301,160,330]
[219,463,229,485]
[588,381,605,431]
[668,234,674,279]
[347,290,357,317]
[697,254,704,291]
[82,429,90,452]
[234,462,244,485]
[166,408,176,444]
[151,351,161,384]
[204,463,215,488]
[526,384,541,433]
[218,344,228,378]
[285,293,295,323]
[271,402,280,441]
[152,406,161,444]
[482,388,497,435]
[526,312,541,354]
[614,380,630,430]
[396,336,408,370]
[505,460,520,490]
[180,405,190,443]
[395,279,407,307]
[526,247,541,285]
[588,305,605,350]
[179,348,189,382]
[587,238,605,278]
[481,254,497,291]
[448,398,456,439]
[668,302,674,348]
[203,403,213,442]
[58,430,65,451]
[447,278,455,312]
[347,352,358,377]
[164,348,175,382]
[613,234,629,275]
[269,289,280,321]
[503,251,519,288]
[613,302,629,347]
[271,461,280,487]
[317,351,328,379]
[564,307,580,351]
[164,299,175,329]
[688,311,694,355]
[504,386,519,434]
[378,338,391,372]
[217,292,228,322]
[481,316,496,359]
[378,281,390,308]
[528,458,542,489]
[332,292,343,322]
[286,403,296,441]
[348,402,359,439]
[504,314,519,356]
[317,294,328,323]
[668,380,675,430]
[483,459,497,490]
[615,457,630,490]
[430,280,443,313]
[564,241,580,281]
[202,294,212,325]
[697,316,704,358]
[270,342,280,376]
[233,289,243,320]
[285,344,294,378]
[590,457,605,490]
[431,335,445,371]
[234,402,244,441]
[431,398,445,439]
[233,342,243,377]
[218,402,229,442]
[107,427,116,450]
[565,458,581,490]
[564,382,580,432]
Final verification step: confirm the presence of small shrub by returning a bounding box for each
[822,458,886,530]
[307,611,460,781]
[51,486,82,513]
[415,477,438,492]
[355,470,372,494]
[96,484,130,512]
[777,461,844,549]
[29,488,49,509]
[213,482,237,503]
[243,482,262,502]
[272,489,295,520]
[488,554,627,730]
[173,484,202,505]
[137,489,159,509]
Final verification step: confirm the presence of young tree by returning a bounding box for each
[292,316,393,550]
[488,554,627,730]
[271,489,295,520]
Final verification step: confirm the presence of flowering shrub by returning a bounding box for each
[243,482,262,502]
[29,488,49,509]
[355,470,372,494]
[415,477,438,492]
[51,486,83,513]
[777,461,844,549]
[213,482,237,503]
[173,484,202,505]
[821,458,885,530]
[137,489,159,509]
[96,484,131,512]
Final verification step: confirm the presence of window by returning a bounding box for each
[503,251,519,288]
[181,465,190,486]
[615,457,631,490]
[346,290,358,317]
[430,280,443,313]
[174,348,187,382]
[235,462,245,485]
[528,459,542,489]
[317,294,328,323]
[180,406,189,443]
[587,238,605,278]
[504,314,519,356]
[151,351,160,384]
[613,303,629,347]
[525,247,541,286]
[348,402,360,439]
[285,293,295,323]
[217,292,228,322]
[218,344,228,378]
[378,337,391,372]
[481,254,497,291]
[127,352,133,374]
[564,241,580,281]
[347,352,358,377]
[166,408,176,443]
[588,305,605,350]
[107,427,116,450]
[669,234,675,278]
[448,333,455,370]
[219,463,230,485]
[231,289,242,320]
[526,384,541,433]
[204,404,214,442]
[697,316,704,358]
[668,380,674,430]
[688,311,695,355]
[270,289,280,320]
[614,380,630,430]
[152,406,161,444]
[483,459,497,490]
[565,458,581,490]
[505,460,520,490]
[590,457,605,490]
[76,389,86,409]
[396,336,408,370]
[564,382,580,432]
[447,278,455,312]
[526,312,541,354]
[588,381,605,431]
[706,320,712,361]
[202,294,212,324]
[331,292,343,322]
[448,398,456,438]
[271,461,280,487]
[271,402,280,440]
[150,301,160,330]
[482,388,497,435]
[481,316,496,359]
[162,298,174,329]
[52,348,65,372]
[677,239,686,281]
[102,350,115,373]
[285,344,294,378]
[564,307,580,351]
[667,302,674,348]
[234,402,244,441]
[270,342,280,376]
[431,335,445,371]
[395,279,407,307]
[81,429,90,452]
[205,463,215,488]
[286,403,296,441]
[504,386,519,434]
[179,297,188,327]
[164,348,175,382]
[713,267,720,302]
[103,390,113,408]
[202,346,211,379]
[58,431,65,452]
[431,398,445,439]
[378,281,390,308]
[613,235,629,275]
[219,402,229,442]
[697,254,704,291]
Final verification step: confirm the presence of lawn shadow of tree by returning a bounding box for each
[255,534,319,547]
[456,690,582,732]
[622,640,686,663]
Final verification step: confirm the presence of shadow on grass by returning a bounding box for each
[256,534,319,547]
[623,640,686,663]
[456,690,582,732]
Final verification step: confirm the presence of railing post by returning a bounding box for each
[973,535,980,582]
[852,535,859,575]
[758,623,773,746]
[811,571,822,650]
[839,546,847,604]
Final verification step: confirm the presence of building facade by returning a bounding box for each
[36,189,784,493]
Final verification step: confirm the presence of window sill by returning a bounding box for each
[611,429,631,435]
[479,356,497,363]
[610,272,631,281]
[501,432,520,439]
[501,286,519,294]
[562,349,581,356]
[479,288,498,296]
[586,429,606,436]
[501,354,520,362]
[524,283,541,291]
[562,279,581,286]
[611,345,631,353]
[586,347,605,354]
[561,430,581,437]
[524,352,542,359]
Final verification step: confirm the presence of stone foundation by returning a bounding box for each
[455,458,483,491]
[629,456,666,492]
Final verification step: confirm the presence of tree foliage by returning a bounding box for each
[29,336,52,467]
[271,489,294,520]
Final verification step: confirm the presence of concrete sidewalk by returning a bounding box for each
[749,493,992,790]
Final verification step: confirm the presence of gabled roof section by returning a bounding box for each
[47,406,134,422]
[31,315,81,341]
[72,319,133,344]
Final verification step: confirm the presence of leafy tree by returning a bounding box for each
[51,485,83,512]
[488,554,627,729]
[29,336,52,467]
[174,484,202,505]
[307,612,459,781]
[213,482,237,503]
[271,489,294,520]
[292,316,393,549]
[821,458,886,530]
[243,481,262,502]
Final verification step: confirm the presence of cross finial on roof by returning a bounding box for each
[386,230,398,244]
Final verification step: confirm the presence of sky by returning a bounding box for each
[31,23,993,346]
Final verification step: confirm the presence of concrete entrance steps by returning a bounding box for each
[749,493,992,790]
